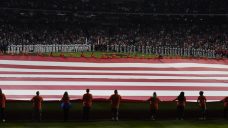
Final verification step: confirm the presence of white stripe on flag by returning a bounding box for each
[1,68,228,75]
[3,90,228,97]
[0,81,227,87]
[1,60,228,68]
[0,74,228,80]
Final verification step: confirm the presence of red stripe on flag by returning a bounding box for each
[1,85,228,91]
[0,77,227,83]
[0,72,228,77]
[1,55,228,64]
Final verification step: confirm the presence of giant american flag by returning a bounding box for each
[0,55,228,102]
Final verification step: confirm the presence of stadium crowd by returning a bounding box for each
[0,0,227,14]
[0,0,228,57]
[0,23,228,51]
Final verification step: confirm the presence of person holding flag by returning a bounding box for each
[109,90,121,121]
[173,92,186,120]
[61,91,71,121]
[82,89,93,120]
[221,96,228,118]
[31,91,43,122]
[0,88,6,122]
[197,91,207,120]
[147,92,160,120]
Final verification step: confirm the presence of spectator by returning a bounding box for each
[0,23,227,51]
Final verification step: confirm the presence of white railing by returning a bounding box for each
[106,45,216,58]
[7,44,92,54]
[6,44,217,58]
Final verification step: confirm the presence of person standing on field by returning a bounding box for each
[61,91,71,121]
[197,91,207,120]
[82,89,93,120]
[109,90,121,121]
[221,96,228,118]
[173,92,186,120]
[147,92,160,120]
[0,88,6,122]
[31,91,43,122]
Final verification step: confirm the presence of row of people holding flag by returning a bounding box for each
[0,89,228,122]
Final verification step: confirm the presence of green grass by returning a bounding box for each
[38,51,211,59]
[42,51,159,58]
[1,120,228,128]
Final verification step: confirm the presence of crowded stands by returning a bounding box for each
[0,0,228,56]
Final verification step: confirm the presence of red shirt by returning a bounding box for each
[176,97,186,107]
[0,94,6,108]
[148,97,160,110]
[223,97,228,107]
[31,96,43,110]
[109,94,121,108]
[83,93,93,107]
[61,96,70,104]
[197,96,206,108]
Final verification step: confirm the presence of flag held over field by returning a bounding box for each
[0,55,228,102]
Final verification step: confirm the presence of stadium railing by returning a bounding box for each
[7,44,92,54]
[106,45,216,58]
[6,44,219,58]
